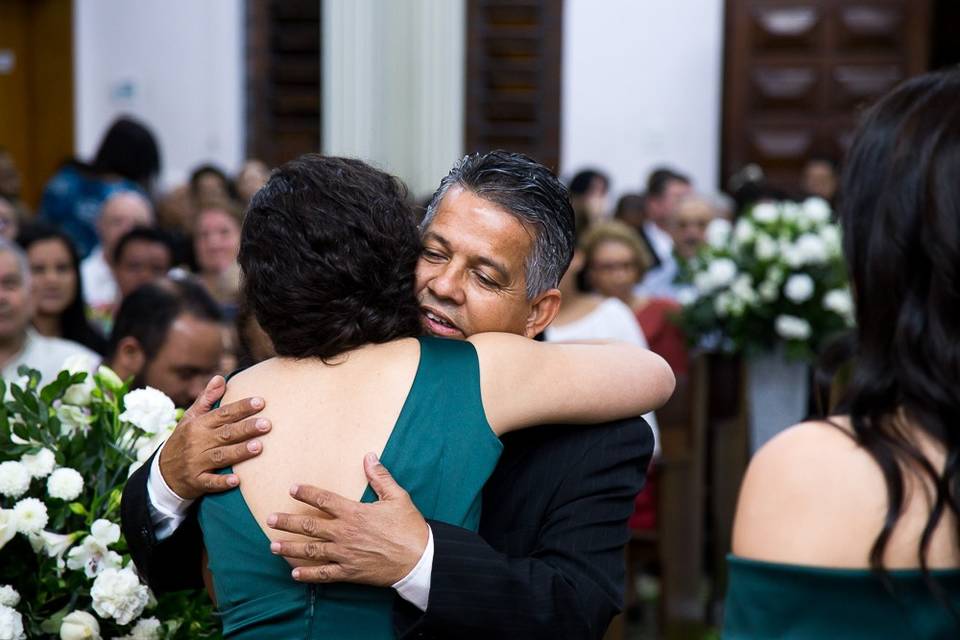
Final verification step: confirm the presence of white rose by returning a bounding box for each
[775,315,812,341]
[795,233,828,265]
[90,567,149,625]
[707,258,737,289]
[0,587,18,608]
[824,288,855,321]
[13,497,48,534]
[57,405,93,438]
[119,388,177,435]
[758,280,780,303]
[20,448,56,479]
[802,197,832,224]
[62,380,95,407]
[0,511,16,551]
[751,202,779,224]
[734,218,755,245]
[115,616,161,640]
[754,233,778,261]
[67,536,122,578]
[59,610,101,640]
[48,468,84,501]
[0,462,30,498]
[705,218,732,249]
[0,605,25,640]
[784,273,815,304]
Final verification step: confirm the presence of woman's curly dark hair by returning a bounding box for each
[239,154,422,360]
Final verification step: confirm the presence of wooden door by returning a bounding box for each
[0,0,74,210]
[722,0,931,194]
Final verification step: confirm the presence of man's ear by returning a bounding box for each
[523,288,562,338]
[111,336,146,381]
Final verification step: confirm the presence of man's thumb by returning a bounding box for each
[364,452,402,500]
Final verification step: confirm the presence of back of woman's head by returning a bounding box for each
[240,154,422,360]
[93,116,161,187]
[839,68,960,575]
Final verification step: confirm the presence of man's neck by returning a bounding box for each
[32,315,62,339]
[0,330,29,371]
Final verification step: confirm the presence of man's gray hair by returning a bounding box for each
[421,151,576,299]
[0,237,31,290]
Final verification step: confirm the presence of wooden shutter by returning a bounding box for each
[722,0,931,193]
[465,0,563,172]
[246,0,321,168]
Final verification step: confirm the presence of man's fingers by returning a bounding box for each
[291,564,348,583]
[288,484,353,517]
[215,417,271,445]
[195,472,241,494]
[266,513,335,539]
[363,452,405,501]
[182,376,226,421]
[270,540,345,563]
[200,396,266,430]
[206,441,264,468]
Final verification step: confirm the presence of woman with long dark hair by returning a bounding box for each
[17,224,108,356]
[725,69,960,637]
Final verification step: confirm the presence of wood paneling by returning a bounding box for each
[465,0,563,172]
[722,0,931,194]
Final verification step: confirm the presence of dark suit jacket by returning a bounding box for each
[122,418,652,639]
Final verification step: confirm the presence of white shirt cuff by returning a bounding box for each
[146,439,195,541]
[391,525,434,612]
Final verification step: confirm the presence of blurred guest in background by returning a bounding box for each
[801,154,839,204]
[726,69,960,638]
[235,159,270,205]
[0,195,20,242]
[0,148,29,219]
[193,201,242,317]
[636,168,690,296]
[106,277,223,407]
[613,192,647,234]
[0,239,98,383]
[81,191,154,311]
[39,116,161,258]
[18,224,108,356]
[569,168,611,229]
[189,164,234,207]
[670,195,715,261]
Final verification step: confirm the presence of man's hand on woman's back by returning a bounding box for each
[159,376,272,500]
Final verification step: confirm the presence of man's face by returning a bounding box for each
[648,179,692,227]
[0,152,20,198]
[114,241,172,298]
[416,187,537,338]
[671,199,715,259]
[0,199,18,242]
[802,161,837,201]
[0,252,32,342]
[98,194,153,257]
[139,314,223,407]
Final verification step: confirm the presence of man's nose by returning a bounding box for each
[427,264,466,305]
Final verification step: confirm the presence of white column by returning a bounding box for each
[323,0,465,199]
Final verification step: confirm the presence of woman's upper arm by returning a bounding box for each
[469,332,675,435]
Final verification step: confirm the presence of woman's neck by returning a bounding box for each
[553,291,602,327]
[32,314,62,338]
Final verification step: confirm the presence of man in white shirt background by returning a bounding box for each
[637,167,692,298]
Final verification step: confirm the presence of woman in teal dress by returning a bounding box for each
[725,69,960,638]
[197,155,676,638]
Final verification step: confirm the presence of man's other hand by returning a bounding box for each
[158,376,271,500]
[267,453,429,586]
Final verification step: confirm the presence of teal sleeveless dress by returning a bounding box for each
[723,555,960,638]
[198,337,503,638]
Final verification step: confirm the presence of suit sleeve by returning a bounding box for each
[398,419,652,639]
[120,449,205,592]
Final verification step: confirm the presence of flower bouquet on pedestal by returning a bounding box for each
[0,358,217,639]
[678,198,854,449]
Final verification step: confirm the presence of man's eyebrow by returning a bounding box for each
[422,231,450,249]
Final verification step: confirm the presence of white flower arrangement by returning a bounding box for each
[0,365,215,638]
[680,198,852,359]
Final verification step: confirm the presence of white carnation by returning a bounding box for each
[781,202,802,223]
[0,586,18,608]
[116,616,161,640]
[59,610,101,640]
[802,197,832,224]
[794,233,829,265]
[119,388,177,434]
[754,233,778,261]
[758,280,780,303]
[775,315,812,341]
[0,462,30,498]
[694,270,715,294]
[20,448,56,479]
[784,273,815,304]
[714,291,735,318]
[676,286,698,306]
[751,202,779,224]
[90,567,149,625]
[734,218,755,245]
[57,405,93,438]
[0,604,25,640]
[707,258,737,289]
[0,511,16,551]
[730,274,757,306]
[820,225,842,256]
[47,468,84,501]
[705,218,732,249]
[13,498,48,534]
[824,288,854,321]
